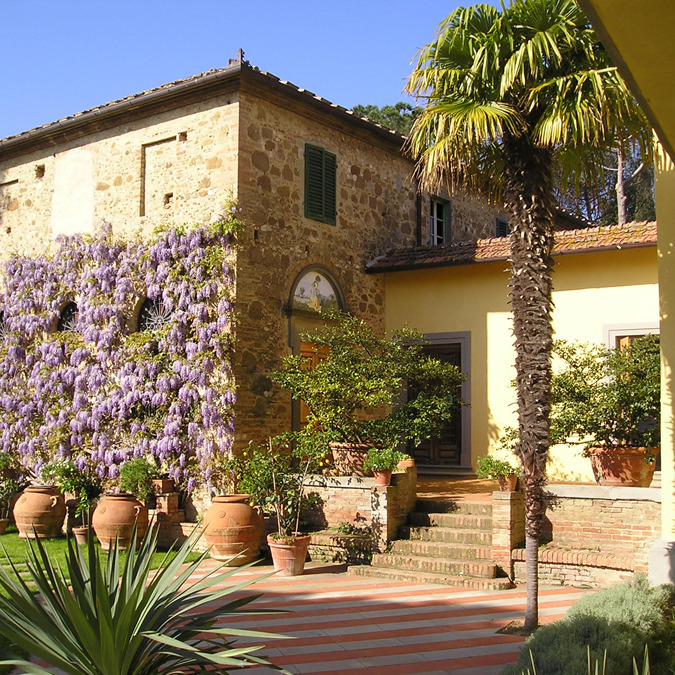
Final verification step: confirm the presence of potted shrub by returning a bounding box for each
[550,335,660,486]
[475,455,520,491]
[0,476,19,535]
[92,458,154,551]
[362,448,410,486]
[42,460,102,545]
[239,433,323,576]
[273,312,464,475]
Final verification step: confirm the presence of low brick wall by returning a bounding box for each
[304,466,417,552]
[504,484,661,587]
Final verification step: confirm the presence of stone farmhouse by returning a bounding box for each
[0,55,511,460]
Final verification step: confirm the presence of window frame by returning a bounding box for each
[429,197,449,245]
[496,218,510,238]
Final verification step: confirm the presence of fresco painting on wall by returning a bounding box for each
[292,271,339,313]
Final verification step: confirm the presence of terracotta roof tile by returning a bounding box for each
[366,221,657,273]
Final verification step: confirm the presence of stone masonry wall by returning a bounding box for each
[232,82,419,447]
[0,93,240,262]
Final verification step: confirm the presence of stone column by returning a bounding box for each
[650,144,675,585]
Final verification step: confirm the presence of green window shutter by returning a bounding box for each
[496,218,510,237]
[305,144,337,225]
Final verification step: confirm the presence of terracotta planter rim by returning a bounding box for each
[211,494,251,503]
[586,446,658,457]
[267,532,310,546]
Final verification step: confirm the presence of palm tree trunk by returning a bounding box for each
[503,135,555,632]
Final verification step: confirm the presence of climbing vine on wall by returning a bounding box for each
[0,208,241,490]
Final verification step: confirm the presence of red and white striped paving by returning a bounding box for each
[197,561,590,675]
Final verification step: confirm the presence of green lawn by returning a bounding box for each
[0,525,204,592]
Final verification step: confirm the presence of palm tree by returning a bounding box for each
[406,0,651,631]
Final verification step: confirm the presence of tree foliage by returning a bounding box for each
[351,102,421,135]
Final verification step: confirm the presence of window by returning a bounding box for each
[304,144,337,225]
[429,198,449,245]
[496,218,510,237]
[137,297,172,332]
[57,302,79,333]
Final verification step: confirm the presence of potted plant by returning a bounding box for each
[92,457,154,551]
[550,335,660,486]
[475,455,521,491]
[273,312,464,475]
[42,460,102,545]
[239,433,323,576]
[362,448,410,486]
[0,476,19,535]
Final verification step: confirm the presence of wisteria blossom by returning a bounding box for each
[0,211,239,489]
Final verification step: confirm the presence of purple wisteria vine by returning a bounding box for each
[0,209,241,490]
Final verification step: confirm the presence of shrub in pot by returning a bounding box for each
[0,476,19,535]
[362,448,410,486]
[42,460,102,544]
[239,433,323,576]
[273,312,464,475]
[550,335,660,486]
[475,455,520,491]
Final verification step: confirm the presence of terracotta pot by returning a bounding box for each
[0,518,8,535]
[13,485,66,539]
[267,533,311,576]
[588,446,659,487]
[203,494,264,565]
[92,493,149,551]
[372,469,392,487]
[396,456,415,470]
[71,525,89,546]
[497,473,519,492]
[329,442,370,476]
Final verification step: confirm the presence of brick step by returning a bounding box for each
[348,565,513,590]
[389,539,493,560]
[399,524,492,545]
[416,499,493,516]
[408,512,493,530]
[371,552,499,578]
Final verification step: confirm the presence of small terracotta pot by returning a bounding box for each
[267,533,311,576]
[497,474,519,492]
[396,456,415,470]
[71,525,89,546]
[372,470,392,487]
[92,493,148,551]
[203,494,264,565]
[14,486,66,539]
[329,442,370,476]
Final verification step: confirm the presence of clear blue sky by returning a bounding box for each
[1,0,474,141]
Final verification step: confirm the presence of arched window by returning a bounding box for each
[137,297,172,332]
[289,268,344,316]
[57,302,79,333]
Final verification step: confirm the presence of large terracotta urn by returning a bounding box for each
[92,492,149,551]
[329,442,371,476]
[588,446,659,487]
[203,494,264,565]
[13,485,66,539]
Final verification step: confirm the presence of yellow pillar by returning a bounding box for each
[651,143,675,583]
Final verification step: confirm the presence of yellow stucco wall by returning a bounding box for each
[383,246,659,481]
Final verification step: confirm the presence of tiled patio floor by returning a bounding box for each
[196,560,589,675]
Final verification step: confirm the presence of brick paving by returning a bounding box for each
[198,560,589,674]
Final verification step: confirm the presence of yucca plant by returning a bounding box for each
[0,523,289,674]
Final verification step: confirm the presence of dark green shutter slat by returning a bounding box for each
[323,151,337,223]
